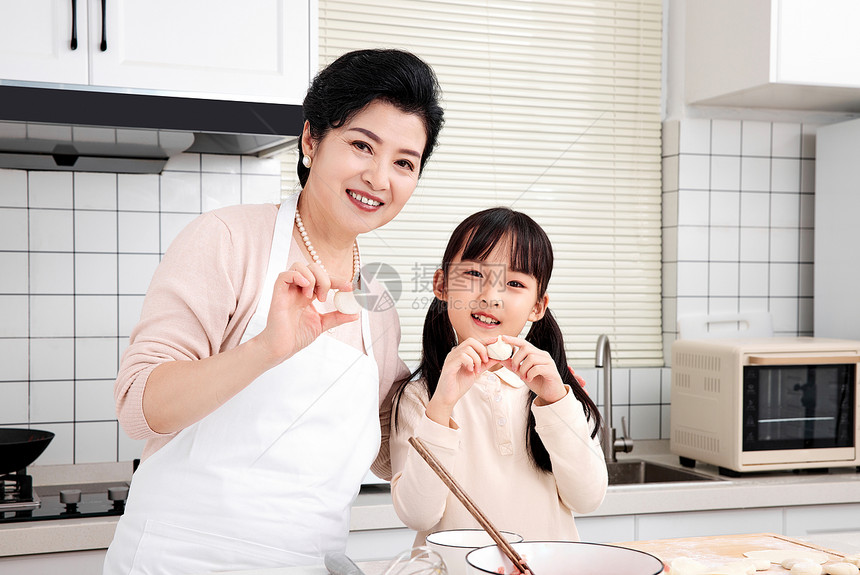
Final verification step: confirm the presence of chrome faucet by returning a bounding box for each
[595,334,633,462]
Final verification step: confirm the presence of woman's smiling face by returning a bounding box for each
[434,240,547,343]
[301,99,428,236]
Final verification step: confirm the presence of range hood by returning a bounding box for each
[0,84,303,174]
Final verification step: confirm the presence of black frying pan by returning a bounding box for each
[0,429,55,475]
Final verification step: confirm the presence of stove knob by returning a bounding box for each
[60,489,82,513]
[108,486,129,502]
[109,485,129,512]
[59,489,82,504]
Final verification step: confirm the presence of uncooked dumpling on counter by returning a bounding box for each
[790,561,823,575]
[670,557,708,575]
[707,559,757,574]
[743,550,829,565]
[824,563,860,575]
[669,557,764,575]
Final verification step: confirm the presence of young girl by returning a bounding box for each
[389,207,607,545]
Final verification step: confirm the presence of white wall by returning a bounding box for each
[0,153,281,466]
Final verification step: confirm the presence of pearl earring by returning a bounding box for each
[302,156,311,168]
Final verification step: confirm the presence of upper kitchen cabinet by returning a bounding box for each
[0,0,89,84]
[0,0,315,105]
[685,0,860,112]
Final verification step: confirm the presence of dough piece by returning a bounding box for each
[487,336,513,360]
[824,563,860,575]
[705,560,756,575]
[670,557,708,575]
[791,562,823,575]
[743,550,829,564]
[844,556,860,568]
[333,290,362,314]
[751,559,771,571]
[784,559,805,569]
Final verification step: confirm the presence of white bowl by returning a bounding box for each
[426,529,523,575]
[465,541,666,575]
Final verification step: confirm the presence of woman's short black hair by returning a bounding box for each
[298,48,445,186]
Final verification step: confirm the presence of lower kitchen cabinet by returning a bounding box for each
[345,504,860,558]
[346,528,417,561]
[0,549,106,575]
[577,503,860,544]
[575,515,635,543]
[785,504,860,538]
[576,509,781,543]
[635,508,783,541]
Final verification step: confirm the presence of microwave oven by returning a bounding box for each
[670,337,860,475]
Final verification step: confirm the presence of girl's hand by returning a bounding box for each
[494,335,567,405]
[425,338,492,426]
[255,262,358,366]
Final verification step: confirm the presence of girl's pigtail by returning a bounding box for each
[524,309,603,473]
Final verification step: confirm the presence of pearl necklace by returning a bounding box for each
[294,208,361,284]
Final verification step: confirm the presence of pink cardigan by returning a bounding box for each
[115,202,409,476]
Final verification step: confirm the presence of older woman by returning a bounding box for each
[104,49,444,574]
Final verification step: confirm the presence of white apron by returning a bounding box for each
[104,195,381,575]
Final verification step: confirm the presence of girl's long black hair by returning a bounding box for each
[392,207,602,473]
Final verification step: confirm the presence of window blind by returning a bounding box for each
[288,0,663,367]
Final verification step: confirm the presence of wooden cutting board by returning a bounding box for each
[616,533,846,572]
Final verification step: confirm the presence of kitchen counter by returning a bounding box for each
[203,533,857,575]
[3,441,860,558]
[579,440,860,517]
[350,440,860,530]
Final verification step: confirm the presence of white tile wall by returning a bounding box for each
[0,153,281,465]
[584,366,672,441]
[29,172,73,208]
[663,118,815,359]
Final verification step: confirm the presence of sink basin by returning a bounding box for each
[607,459,725,485]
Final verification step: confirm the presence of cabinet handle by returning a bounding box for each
[70,0,78,50]
[100,0,107,51]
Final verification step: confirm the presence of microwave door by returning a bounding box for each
[742,363,855,452]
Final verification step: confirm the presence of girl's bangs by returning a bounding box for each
[456,216,551,294]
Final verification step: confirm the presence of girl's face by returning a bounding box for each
[301,99,427,236]
[434,240,548,343]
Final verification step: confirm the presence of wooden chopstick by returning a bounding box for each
[408,436,534,575]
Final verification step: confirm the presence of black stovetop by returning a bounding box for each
[0,472,128,524]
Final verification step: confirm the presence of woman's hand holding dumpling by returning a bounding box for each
[256,262,359,367]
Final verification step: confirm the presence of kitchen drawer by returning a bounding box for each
[346,528,416,562]
[576,515,636,543]
[0,549,106,575]
[636,508,784,541]
[785,503,860,538]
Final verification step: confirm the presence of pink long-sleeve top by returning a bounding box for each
[115,202,408,476]
[390,367,607,545]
